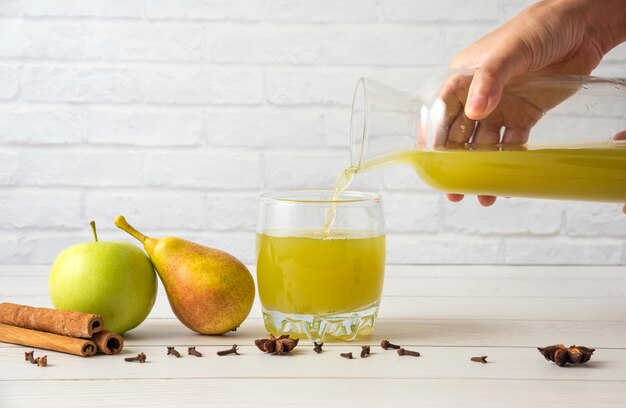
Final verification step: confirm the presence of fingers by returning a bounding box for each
[435,98,465,147]
[447,112,477,145]
[447,193,497,207]
[436,73,474,147]
[623,204,626,215]
[465,63,512,120]
[472,122,502,145]
[465,40,532,120]
[465,92,492,121]
[613,130,626,141]
[502,127,530,145]
[478,195,497,206]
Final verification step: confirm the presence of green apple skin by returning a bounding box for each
[49,241,157,334]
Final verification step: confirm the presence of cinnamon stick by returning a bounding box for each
[0,323,97,357]
[92,330,124,355]
[0,303,103,338]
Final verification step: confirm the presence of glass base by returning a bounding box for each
[261,301,380,342]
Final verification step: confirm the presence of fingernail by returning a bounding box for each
[466,94,488,118]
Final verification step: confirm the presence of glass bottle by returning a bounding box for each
[350,70,626,203]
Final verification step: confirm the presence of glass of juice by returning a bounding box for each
[256,190,385,341]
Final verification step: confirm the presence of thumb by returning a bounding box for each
[465,40,532,120]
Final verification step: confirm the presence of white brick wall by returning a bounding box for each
[0,0,624,265]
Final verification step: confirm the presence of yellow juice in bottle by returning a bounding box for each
[256,229,385,317]
[376,142,626,202]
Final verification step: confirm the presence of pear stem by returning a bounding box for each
[114,215,148,243]
[89,220,98,242]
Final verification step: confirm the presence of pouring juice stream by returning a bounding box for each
[323,166,357,234]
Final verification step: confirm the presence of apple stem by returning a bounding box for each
[89,220,99,242]
[114,215,148,243]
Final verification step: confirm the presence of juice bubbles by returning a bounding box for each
[257,230,385,315]
[374,142,626,202]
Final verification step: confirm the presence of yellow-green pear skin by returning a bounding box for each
[114,215,255,335]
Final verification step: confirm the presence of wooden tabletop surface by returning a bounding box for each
[1,264,625,407]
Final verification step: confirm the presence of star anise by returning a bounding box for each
[537,344,595,367]
[254,334,299,354]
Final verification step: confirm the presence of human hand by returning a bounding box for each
[437,71,580,206]
[452,0,625,121]
[444,0,626,207]
[436,71,578,147]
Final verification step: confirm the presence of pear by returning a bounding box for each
[114,215,255,335]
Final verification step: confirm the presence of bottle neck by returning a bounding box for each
[350,78,422,171]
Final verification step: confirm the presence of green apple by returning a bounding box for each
[49,221,157,334]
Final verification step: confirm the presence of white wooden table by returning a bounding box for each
[1,264,626,407]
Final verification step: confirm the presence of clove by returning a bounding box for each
[380,339,401,350]
[167,346,181,358]
[188,346,203,357]
[313,342,324,354]
[397,348,420,357]
[471,356,488,363]
[24,350,36,364]
[24,351,47,367]
[360,345,371,358]
[217,345,240,356]
[124,353,147,363]
[340,352,353,359]
[35,355,47,367]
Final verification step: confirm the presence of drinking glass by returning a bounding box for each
[256,190,385,341]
